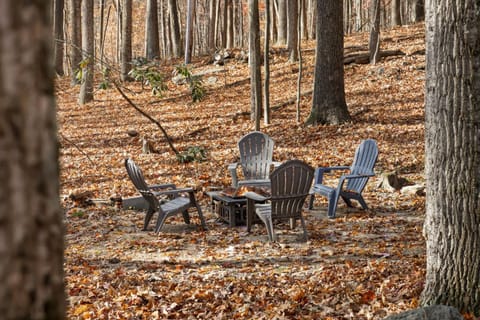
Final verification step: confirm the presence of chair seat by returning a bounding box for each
[161,196,190,212]
[311,184,335,196]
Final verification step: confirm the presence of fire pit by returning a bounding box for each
[206,186,269,227]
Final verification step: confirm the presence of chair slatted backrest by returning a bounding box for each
[346,139,378,192]
[125,158,160,210]
[238,131,274,181]
[269,160,314,220]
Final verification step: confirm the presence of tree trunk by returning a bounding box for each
[276,0,287,45]
[79,0,94,105]
[264,0,271,124]
[145,0,160,60]
[287,0,298,62]
[249,0,262,130]
[54,0,65,76]
[421,0,480,314]
[354,0,363,31]
[307,0,350,125]
[207,0,217,53]
[0,1,65,318]
[70,0,82,84]
[168,0,183,57]
[121,0,132,81]
[391,0,402,26]
[226,0,234,49]
[414,0,424,22]
[184,0,195,64]
[369,0,381,64]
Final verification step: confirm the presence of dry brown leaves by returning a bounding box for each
[61,24,428,319]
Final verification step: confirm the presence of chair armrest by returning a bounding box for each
[154,187,195,197]
[149,183,177,191]
[314,166,351,184]
[228,162,240,187]
[244,191,269,202]
[337,173,375,191]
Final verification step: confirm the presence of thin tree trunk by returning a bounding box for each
[54,0,65,75]
[249,0,262,130]
[184,0,195,64]
[296,0,303,122]
[145,0,160,60]
[226,0,234,48]
[369,0,381,64]
[277,0,287,45]
[70,0,82,84]
[121,0,132,81]
[264,0,271,124]
[208,0,217,53]
[168,0,183,57]
[287,0,298,61]
[79,0,94,104]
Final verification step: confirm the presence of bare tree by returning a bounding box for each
[276,0,287,45]
[54,0,65,75]
[145,0,160,59]
[249,0,262,130]
[69,0,82,84]
[121,0,132,81]
[79,0,94,105]
[307,0,350,125]
[169,0,183,57]
[287,0,298,61]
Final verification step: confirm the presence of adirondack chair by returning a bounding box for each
[228,131,281,187]
[308,139,378,218]
[245,160,314,242]
[125,158,206,233]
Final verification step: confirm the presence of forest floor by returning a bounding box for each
[59,24,432,319]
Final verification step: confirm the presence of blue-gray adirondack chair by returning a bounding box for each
[245,160,315,242]
[228,131,281,187]
[125,158,206,233]
[308,139,378,218]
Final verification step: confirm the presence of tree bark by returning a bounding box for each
[207,0,217,53]
[276,0,287,45]
[307,0,350,125]
[79,0,94,105]
[391,0,402,26]
[0,1,65,318]
[54,0,65,76]
[287,0,298,62]
[184,0,195,64]
[369,0,381,64]
[421,0,480,314]
[226,0,234,48]
[249,0,262,130]
[121,0,132,81]
[264,0,271,124]
[69,0,82,84]
[168,0,183,57]
[145,0,160,60]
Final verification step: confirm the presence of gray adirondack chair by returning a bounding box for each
[125,158,206,233]
[245,160,314,242]
[228,131,281,187]
[308,139,378,218]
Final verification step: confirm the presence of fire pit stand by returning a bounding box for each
[206,191,247,227]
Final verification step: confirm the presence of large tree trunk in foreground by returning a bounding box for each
[421,0,480,315]
[307,0,350,125]
[0,1,65,318]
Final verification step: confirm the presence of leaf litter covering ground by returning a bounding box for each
[60,24,427,319]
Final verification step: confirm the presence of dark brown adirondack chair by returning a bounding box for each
[125,158,206,233]
[228,131,281,187]
[245,160,314,242]
[308,139,378,218]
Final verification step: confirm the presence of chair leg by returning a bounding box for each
[195,203,207,229]
[308,194,315,210]
[257,211,275,242]
[181,210,191,224]
[327,192,339,219]
[342,196,354,208]
[357,195,369,210]
[154,213,169,233]
[299,216,308,242]
[143,208,155,231]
